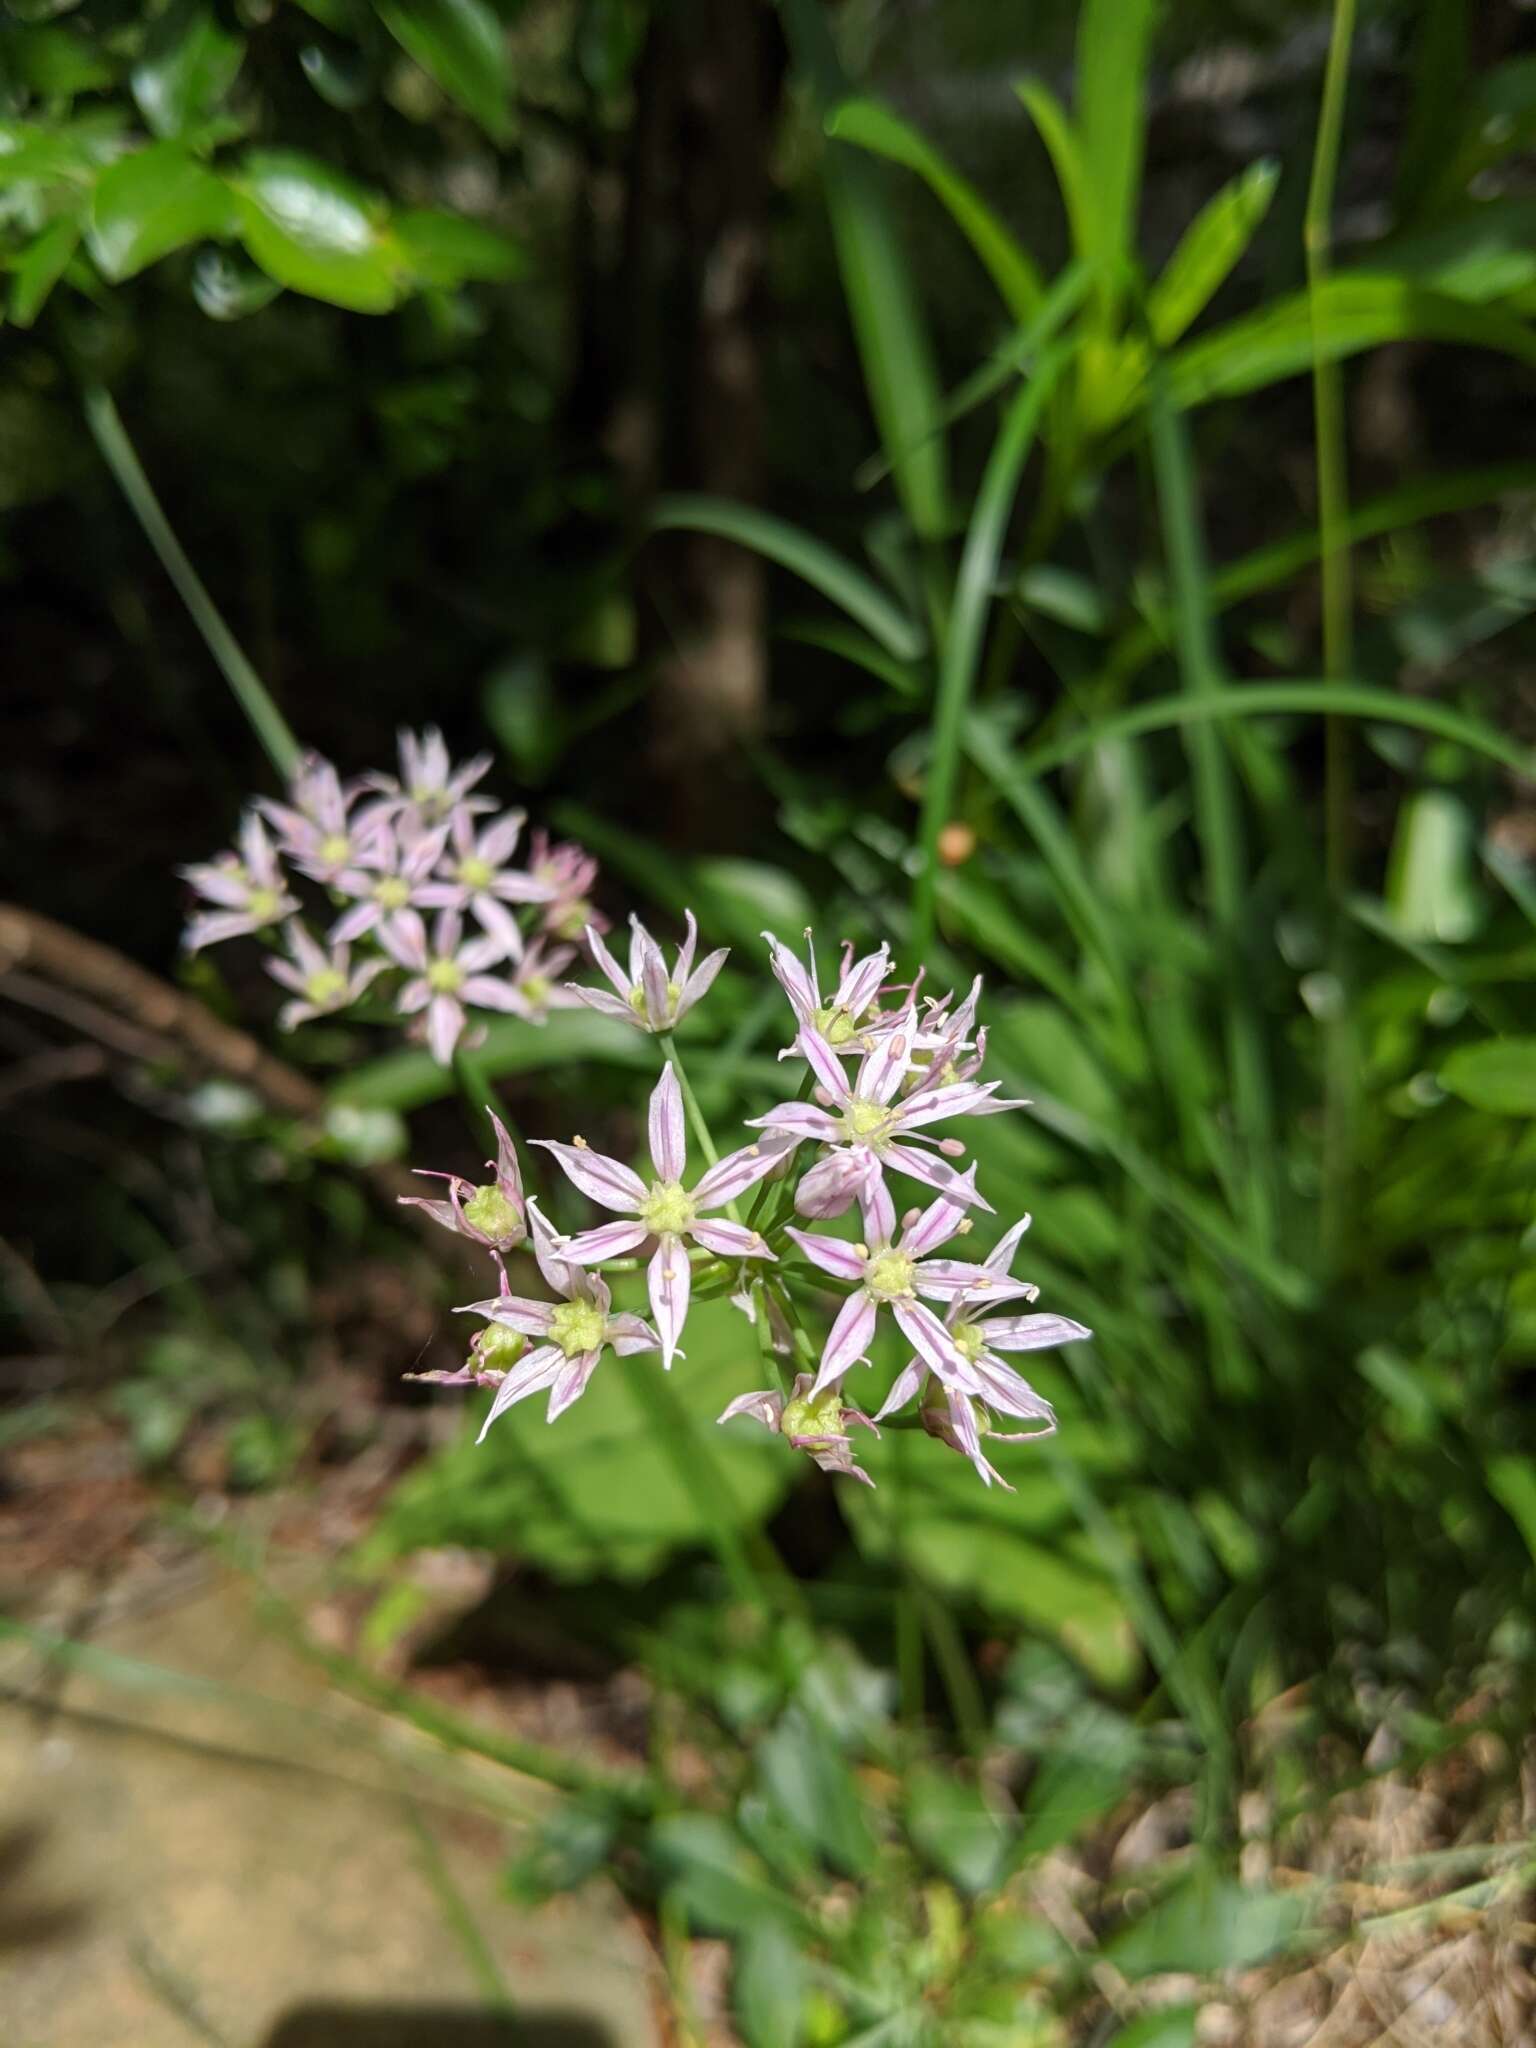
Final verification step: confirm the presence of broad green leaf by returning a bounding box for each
[10,216,80,326]
[693,857,815,940]
[1013,79,1091,267]
[374,0,512,142]
[1106,2010,1199,2048]
[652,495,924,661]
[1486,1456,1536,1563]
[369,1299,792,1581]
[11,24,114,97]
[131,1,245,139]
[1164,276,1536,416]
[232,150,401,313]
[827,97,1041,321]
[1385,790,1480,943]
[1439,1038,1536,1115]
[757,1708,875,1876]
[1148,158,1279,346]
[650,1814,800,1940]
[394,207,525,285]
[1108,1873,1305,1978]
[0,118,117,187]
[1017,1703,1138,1860]
[87,143,234,281]
[1073,0,1156,318]
[1374,200,1536,305]
[906,1765,1011,1894]
[780,0,948,538]
[733,1919,807,2048]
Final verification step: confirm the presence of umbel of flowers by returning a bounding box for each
[180,730,602,1064]
[410,923,1090,1492]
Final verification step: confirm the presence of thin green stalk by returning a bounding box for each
[402,1799,516,2014]
[912,349,1068,959]
[1146,368,1276,1250]
[657,1029,720,1169]
[81,383,300,779]
[916,1586,986,1756]
[1305,0,1360,1264]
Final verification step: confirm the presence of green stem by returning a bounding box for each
[81,384,301,780]
[1305,0,1359,1267]
[657,1029,720,1169]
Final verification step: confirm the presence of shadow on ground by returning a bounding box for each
[264,2009,614,2047]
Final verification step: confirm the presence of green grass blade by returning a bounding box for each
[652,495,925,661]
[1147,365,1276,1248]
[83,383,300,778]
[1147,158,1279,346]
[1013,78,1092,265]
[780,0,948,537]
[1010,682,1532,780]
[828,97,1041,321]
[912,350,1069,957]
[1074,0,1157,322]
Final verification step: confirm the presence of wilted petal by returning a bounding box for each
[648,1237,691,1369]
[608,1312,660,1357]
[718,1387,784,1430]
[784,1227,865,1282]
[649,1064,687,1182]
[532,1140,646,1213]
[811,1290,878,1396]
[558,1218,650,1263]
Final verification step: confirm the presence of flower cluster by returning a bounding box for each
[180,730,601,1064]
[408,920,1090,1490]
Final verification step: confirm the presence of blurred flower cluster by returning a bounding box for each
[180,731,602,1063]
[409,923,1091,1491]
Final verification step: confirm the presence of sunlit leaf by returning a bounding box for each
[232,149,401,312]
[1148,158,1279,345]
[1439,1038,1536,1115]
[88,143,234,281]
[131,0,245,139]
[374,0,512,142]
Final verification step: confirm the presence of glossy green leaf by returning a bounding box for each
[1013,79,1091,266]
[733,1919,807,2048]
[1165,276,1536,415]
[780,0,948,538]
[1105,2009,1199,2048]
[650,1814,800,1939]
[370,1299,792,1581]
[757,1707,875,1876]
[131,1,245,139]
[906,1765,1011,1894]
[1148,158,1279,345]
[1109,1873,1305,1979]
[1385,790,1480,943]
[10,215,80,326]
[1439,1038,1536,1115]
[652,495,924,661]
[827,97,1041,321]
[232,150,401,312]
[88,143,234,281]
[1074,0,1156,317]
[0,119,118,188]
[394,207,525,285]
[374,0,511,142]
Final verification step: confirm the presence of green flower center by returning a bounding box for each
[782,1386,845,1439]
[864,1248,915,1300]
[427,959,463,994]
[841,1097,893,1146]
[549,1298,606,1359]
[305,968,347,1007]
[318,833,350,866]
[247,887,282,922]
[374,876,410,909]
[813,1005,860,1047]
[641,1180,696,1236]
[458,855,495,890]
[476,1324,525,1372]
[552,899,591,940]
[627,979,682,1020]
[521,975,550,1007]
[952,1320,985,1363]
[463,1185,521,1242]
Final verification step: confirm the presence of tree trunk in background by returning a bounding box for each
[608,0,785,811]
